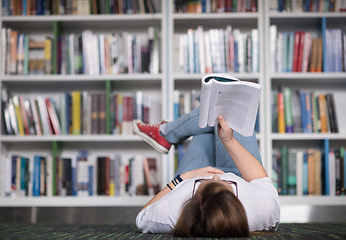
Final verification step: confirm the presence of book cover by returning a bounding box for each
[76,151,89,196]
[305,92,313,133]
[335,149,342,195]
[280,146,288,195]
[307,149,315,195]
[109,158,115,196]
[277,87,285,133]
[302,32,311,72]
[24,98,36,135]
[33,155,41,197]
[291,89,302,133]
[88,156,94,196]
[91,93,99,134]
[271,149,281,193]
[72,91,81,135]
[316,38,323,72]
[314,149,322,195]
[283,87,293,133]
[303,152,308,195]
[40,157,47,196]
[288,148,297,195]
[297,31,305,72]
[37,96,52,135]
[97,157,106,195]
[296,151,304,196]
[62,158,72,196]
[19,96,30,135]
[292,31,300,72]
[329,150,336,196]
[341,147,346,195]
[299,91,308,133]
[309,38,318,72]
[318,93,328,133]
[45,98,62,135]
[9,30,18,74]
[325,93,338,133]
[71,156,77,196]
[4,156,12,196]
[12,96,25,135]
[198,73,261,136]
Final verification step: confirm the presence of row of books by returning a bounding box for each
[175,26,259,74]
[2,0,161,16]
[272,87,338,134]
[174,0,257,13]
[2,152,161,197]
[1,27,160,76]
[269,26,346,73]
[173,89,201,119]
[272,146,346,196]
[269,0,346,12]
[1,90,151,136]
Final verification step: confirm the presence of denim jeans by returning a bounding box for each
[163,107,262,177]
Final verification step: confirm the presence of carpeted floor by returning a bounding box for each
[0,223,346,239]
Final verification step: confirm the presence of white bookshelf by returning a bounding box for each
[279,195,346,206]
[0,1,167,206]
[0,196,153,207]
[0,0,345,209]
[263,0,346,205]
[169,0,267,173]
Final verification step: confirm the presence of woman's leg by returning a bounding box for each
[133,107,213,154]
[163,107,214,144]
[214,127,262,176]
[175,133,215,175]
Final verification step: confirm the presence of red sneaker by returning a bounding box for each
[133,120,172,154]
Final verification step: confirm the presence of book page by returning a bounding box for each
[198,73,240,128]
[198,80,213,128]
[209,81,260,136]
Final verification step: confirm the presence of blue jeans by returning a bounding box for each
[163,107,262,177]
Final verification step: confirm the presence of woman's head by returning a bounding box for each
[172,178,249,238]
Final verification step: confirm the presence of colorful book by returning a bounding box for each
[280,146,288,195]
[318,94,328,133]
[303,152,308,195]
[283,87,293,133]
[277,88,285,133]
[288,148,297,195]
[72,91,81,135]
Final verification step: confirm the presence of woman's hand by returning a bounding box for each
[181,166,225,180]
[217,115,234,144]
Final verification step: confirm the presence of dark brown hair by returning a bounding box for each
[172,181,249,238]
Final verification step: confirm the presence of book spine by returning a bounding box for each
[277,89,285,133]
[324,139,330,195]
[307,149,315,195]
[72,91,81,135]
[318,94,328,133]
[303,152,308,195]
[280,146,288,195]
[283,87,293,133]
[287,148,297,195]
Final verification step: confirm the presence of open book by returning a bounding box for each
[198,73,261,137]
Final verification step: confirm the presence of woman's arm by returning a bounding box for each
[141,166,224,210]
[217,115,268,182]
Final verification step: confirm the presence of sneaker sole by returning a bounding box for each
[132,120,169,154]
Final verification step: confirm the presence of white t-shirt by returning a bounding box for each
[136,173,280,233]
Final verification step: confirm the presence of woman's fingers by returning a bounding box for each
[217,115,229,130]
[206,166,224,174]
